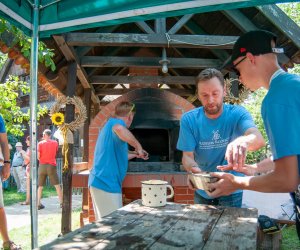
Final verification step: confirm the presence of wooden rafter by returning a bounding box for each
[53,35,99,104]
[257,5,300,49]
[90,76,195,85]
[81,56,222,68]
[66,33,238,49]
[96,88,194,96]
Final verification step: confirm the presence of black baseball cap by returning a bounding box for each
[229,30,284,67]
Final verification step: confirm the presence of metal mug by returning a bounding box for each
[141,180,174,207]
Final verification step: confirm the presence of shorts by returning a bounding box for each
[38,164,59,186]
[89,186,122,220]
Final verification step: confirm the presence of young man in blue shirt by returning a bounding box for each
[89,101,148,219]
[177,68,265,207]
[208,30,300,238]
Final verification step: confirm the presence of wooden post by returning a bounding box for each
[61,61,77,234]
[83,88,91,162]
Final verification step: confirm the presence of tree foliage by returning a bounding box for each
[279,3,300,74]
[0,19,56,71]
[243,89,270,164]
[0,75,48,136]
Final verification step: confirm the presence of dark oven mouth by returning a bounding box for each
[128,128,183,173]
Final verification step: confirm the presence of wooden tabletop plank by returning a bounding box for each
[40,200,155,250]
[203,206,258,250]
[91,202,191,249]
[40,201,258,250]
[149,204,224,249]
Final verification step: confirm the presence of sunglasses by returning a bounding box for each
[232,56,247,76]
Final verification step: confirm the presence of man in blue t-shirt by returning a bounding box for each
[177,68,265,207]
[0,116,22,249]
[88,101,148,219]
[209,30,300,239]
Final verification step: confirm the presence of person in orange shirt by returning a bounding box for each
[37,129,62,210]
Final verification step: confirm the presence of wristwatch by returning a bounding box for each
[4,160,10,164]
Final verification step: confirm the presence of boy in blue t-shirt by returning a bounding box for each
[88,102,148,219]
[177,68,265,207]
[209,30,300,239]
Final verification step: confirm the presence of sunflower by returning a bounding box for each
[51,112,65,126]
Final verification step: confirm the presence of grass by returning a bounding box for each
[281,225,300,250]
[3,186,57,206]
[8,208,81,250]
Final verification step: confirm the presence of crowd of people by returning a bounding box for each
[1,29,300,249]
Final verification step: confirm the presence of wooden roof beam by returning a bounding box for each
[168,14,194,34]
[257,5,300,49]
[135,21,155,34]
[222,8,291,65]
[180,18,229,61]
[75,26,120,57]
[81,56,222,68]
[96,88,194,96]
[90,75,196,85]
[222,9,257,32]
[66,33,238,49]
[53,35,99,104]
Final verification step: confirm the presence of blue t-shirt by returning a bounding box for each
[177,104,256,198]
[0,115,6,133]
[88,118,128,193]
[262,72,300,173]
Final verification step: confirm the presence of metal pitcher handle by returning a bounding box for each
[166,185,174,199]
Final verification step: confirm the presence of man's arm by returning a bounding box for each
[113,124,146,158]
[182,151,201,173]
[225,127,265,170]
[0,132,10,181]
[209,155,299,196]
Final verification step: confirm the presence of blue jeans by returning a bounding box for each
[194,191,243,208]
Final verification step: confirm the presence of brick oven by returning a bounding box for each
[73,88,196,224]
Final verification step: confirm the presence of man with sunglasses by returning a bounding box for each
[89,101,149,219]
[208,30,300,239]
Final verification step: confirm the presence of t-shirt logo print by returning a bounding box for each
[212,130,221,141]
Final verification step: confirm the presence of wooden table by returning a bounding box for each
[40,200,258,250]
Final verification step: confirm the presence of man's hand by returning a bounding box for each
[225,139,248,171]
[205,172,237,198]
[1,163,10,181]
[136,149,149,160]
[217,164,256,176]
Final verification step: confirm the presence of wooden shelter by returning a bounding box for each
[39,4,300,107]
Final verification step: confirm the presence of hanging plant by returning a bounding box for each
[224,78,251,105]
[50,96,87,172]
